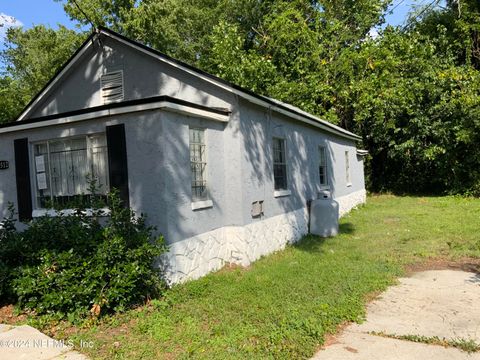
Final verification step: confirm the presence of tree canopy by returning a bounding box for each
[1,0,479,195]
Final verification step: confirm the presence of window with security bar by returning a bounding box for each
[33,134,109,209]
[273,137,288,190]
[319,146,328,187]
[190,128,208,201]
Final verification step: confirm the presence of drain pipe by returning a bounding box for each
[307,199,313,234]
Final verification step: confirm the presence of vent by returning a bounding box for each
[101,70,124,104]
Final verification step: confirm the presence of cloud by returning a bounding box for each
[0,13,23,43]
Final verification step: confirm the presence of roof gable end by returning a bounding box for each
[16,27,361,141]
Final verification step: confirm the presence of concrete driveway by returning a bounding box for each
[313,270,480,359]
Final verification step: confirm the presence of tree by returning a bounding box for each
[414,0,480,69]
[0,25,86,123]
[2,0,480,195]
[55,0,136,32]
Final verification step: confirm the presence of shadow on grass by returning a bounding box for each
[293,235,327,253]
[339,222,355,235]
[294,222,356,253]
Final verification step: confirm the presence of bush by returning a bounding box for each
[0,203,22,302]
[0,190,167,319]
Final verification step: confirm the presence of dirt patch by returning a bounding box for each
[320,321,351,349]
[405,257,480,275]
[345,346,359,353]
[0,305,27,325]
[215,262,251,274]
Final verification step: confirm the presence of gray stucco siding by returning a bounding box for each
[0,135,17,218]
[236,99,365,226]
[127,112,230,243]
[30,38,234,119]
[0,100,364,239]
[0,109,231,246]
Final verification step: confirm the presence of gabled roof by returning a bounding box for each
[16,26,361,141]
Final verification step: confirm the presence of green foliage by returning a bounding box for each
[352,27,480,193]
[0,203,19,301]
[0,190,166,320]
[2,1,480,194]
[0,25,86,123]
[202,21,277,94]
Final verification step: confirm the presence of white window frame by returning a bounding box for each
[345,150,352,186]
[32,133,110,210]
[319,145,329,189]
[189,127,212,210]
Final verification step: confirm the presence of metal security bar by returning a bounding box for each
[319,146,328,186]
[34,134,109,208]
[190,128,208,201]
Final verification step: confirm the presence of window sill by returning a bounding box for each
[274,189,292,198]
[319,185,331,190]
[191,199,213,211]
[346,183,353,187]
[32,208,111,218]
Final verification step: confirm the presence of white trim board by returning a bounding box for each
[0,100,229,135]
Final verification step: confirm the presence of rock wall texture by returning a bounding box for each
[337,189,367,217]
[162,190,366,284]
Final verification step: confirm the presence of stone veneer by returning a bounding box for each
[162,189,367,284]
[336,189,367,217]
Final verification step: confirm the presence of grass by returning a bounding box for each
[36,195,480,359]
[370,332,480,353]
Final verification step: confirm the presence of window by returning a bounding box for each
[345,150,351,185]
[33,134,109,208]
[190,128,208,201]
[319,146,328,187]
[273,137,288,191]
[100,70,124,104]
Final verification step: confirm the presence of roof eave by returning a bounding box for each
[15,26,362,141]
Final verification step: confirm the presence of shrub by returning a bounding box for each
[0,203,22,302]
[0,190,167,320]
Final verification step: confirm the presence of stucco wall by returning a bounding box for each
[236,99,365,225]
[29,37,234,119]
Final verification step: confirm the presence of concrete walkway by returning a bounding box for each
[313,270,480,359]
[0,324,88,360]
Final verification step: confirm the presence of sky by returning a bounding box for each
[0,0,444,44]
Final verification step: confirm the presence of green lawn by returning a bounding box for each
[67,195,480,359]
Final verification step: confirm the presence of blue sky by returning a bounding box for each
[0,0,442,41]
[1,0,76,30]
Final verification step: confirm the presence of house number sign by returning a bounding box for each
[0,161,9,170]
